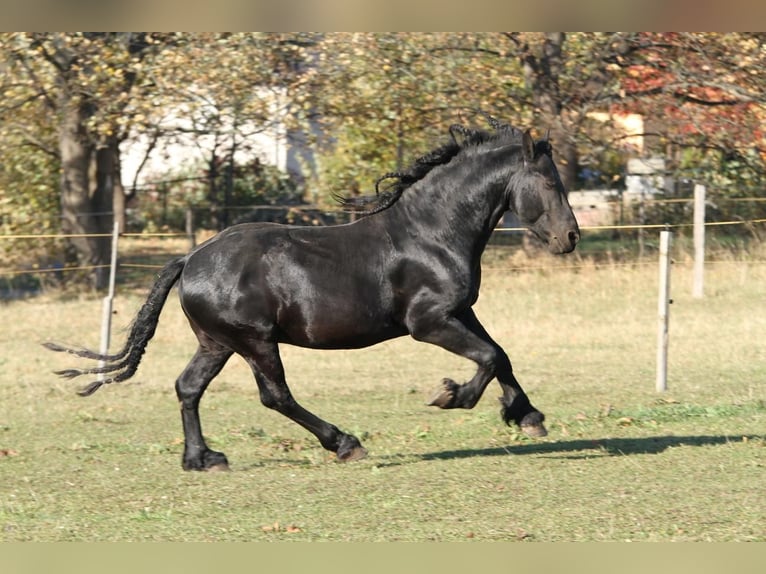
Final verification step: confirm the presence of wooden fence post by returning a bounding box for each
[98,221,120,381]
[656,229,672,392]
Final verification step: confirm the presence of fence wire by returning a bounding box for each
[2,218,766,278]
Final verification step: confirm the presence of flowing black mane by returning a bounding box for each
[336,115,525,216]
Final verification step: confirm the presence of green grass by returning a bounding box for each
[1,246,765,541]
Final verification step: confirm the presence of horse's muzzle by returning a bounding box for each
[550,228,580,254]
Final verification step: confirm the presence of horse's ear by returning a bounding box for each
[521,129,535,165]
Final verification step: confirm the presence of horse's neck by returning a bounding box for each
[384,158,511,258]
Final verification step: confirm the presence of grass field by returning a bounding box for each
[1,241,764,541]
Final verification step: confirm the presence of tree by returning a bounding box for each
[307,33,766,198]
[612,33,766,187]
[0,104,60,283]
[304,33,636,194]
[1,33,165,288]
[135,33,312,230]
[302,33,525,201]
[4,33,763,287]
[1,32,313,285]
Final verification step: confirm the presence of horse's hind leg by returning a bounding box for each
[175,344,233,471]
[243,341,367,462]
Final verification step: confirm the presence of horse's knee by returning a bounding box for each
[468,347,499,380]
[480,351,498,374]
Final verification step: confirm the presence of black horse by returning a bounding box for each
[46,117,580,470]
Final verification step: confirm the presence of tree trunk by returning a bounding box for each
[521,32,579,191]
[519,33,579,252]
[58,100,117,290]
[552,126,578,192]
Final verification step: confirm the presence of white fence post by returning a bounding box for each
[656,230,672,392]
[98,221,120,380]
[693,183,706,298]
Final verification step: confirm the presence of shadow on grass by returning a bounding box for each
[377,434,762,467]
[229,434,762,470]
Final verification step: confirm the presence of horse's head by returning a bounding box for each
[507,130,580,254]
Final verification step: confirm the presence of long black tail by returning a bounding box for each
[44,256,187,396]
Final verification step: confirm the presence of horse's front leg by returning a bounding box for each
[461,310,547,437]
[412,308,547,438]
[408,307,499,410]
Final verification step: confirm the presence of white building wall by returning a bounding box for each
[119,89,292,188]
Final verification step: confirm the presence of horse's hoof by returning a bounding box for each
[427,378,459,408]
[183,449,230,472]
[520,423,548,438]
[336,434,367,462]
[183,460,231,472]
[337,446,368,462]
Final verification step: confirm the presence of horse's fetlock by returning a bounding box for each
[500,393,537,426]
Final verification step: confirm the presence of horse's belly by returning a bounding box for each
[275,306,406,350]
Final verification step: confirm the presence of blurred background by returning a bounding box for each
[1,32,764,293]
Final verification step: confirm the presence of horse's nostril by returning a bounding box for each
[568,230,579,245]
